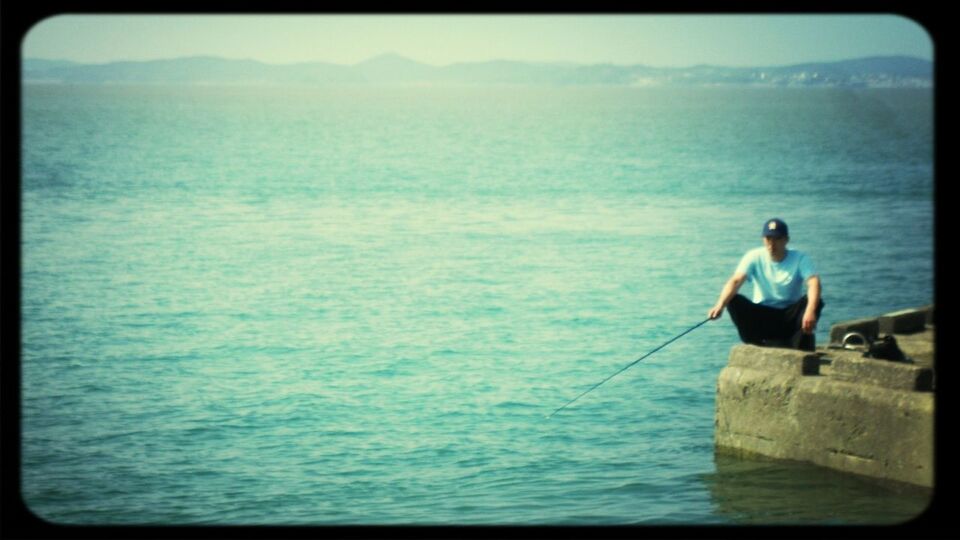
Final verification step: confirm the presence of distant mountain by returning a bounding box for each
[21,54,933,88]
[764,56,932,78]
[353,53,437,83]
[23,55,363,84]
[22,58,82,71]
[436,60,583,84]
[750,55,933,87]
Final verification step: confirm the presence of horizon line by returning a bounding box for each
[22,52,934,71]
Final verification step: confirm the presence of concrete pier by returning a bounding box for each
[714,305,934,488]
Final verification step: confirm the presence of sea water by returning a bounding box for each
[21,83,934,525]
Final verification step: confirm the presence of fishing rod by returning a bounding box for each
[546,317,711,418]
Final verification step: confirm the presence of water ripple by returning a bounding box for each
[21,84,933,525]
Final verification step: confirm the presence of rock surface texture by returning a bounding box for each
[715,305,934,488]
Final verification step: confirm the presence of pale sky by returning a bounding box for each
[22,14,933,67]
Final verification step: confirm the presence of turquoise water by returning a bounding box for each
[21,84,934,525]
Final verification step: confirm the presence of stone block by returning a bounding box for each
[829,318,880,345]
[829,352,934,392]
[728,344,820,376]
[715,365,802,461]
[792,377,934,487]
[716,313,935,489]
[878,308,928,335]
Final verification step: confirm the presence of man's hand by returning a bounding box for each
[708,273,746,321]
[802,309,817,334]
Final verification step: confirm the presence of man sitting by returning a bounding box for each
[707,218,824,351]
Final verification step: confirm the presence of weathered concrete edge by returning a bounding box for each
[715,342,934,488]
[830,352,934,392]
[728,344,820,376]
[829,305,934,344]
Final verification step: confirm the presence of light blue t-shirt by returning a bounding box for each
[735,247,818,308]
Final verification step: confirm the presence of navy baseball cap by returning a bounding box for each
[762,218,789,237]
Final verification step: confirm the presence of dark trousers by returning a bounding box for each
[726,295,824,351]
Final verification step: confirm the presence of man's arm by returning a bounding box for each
[708,272,747,320]
[802,275,821,334]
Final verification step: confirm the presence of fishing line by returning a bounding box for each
[546,317,711,418]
